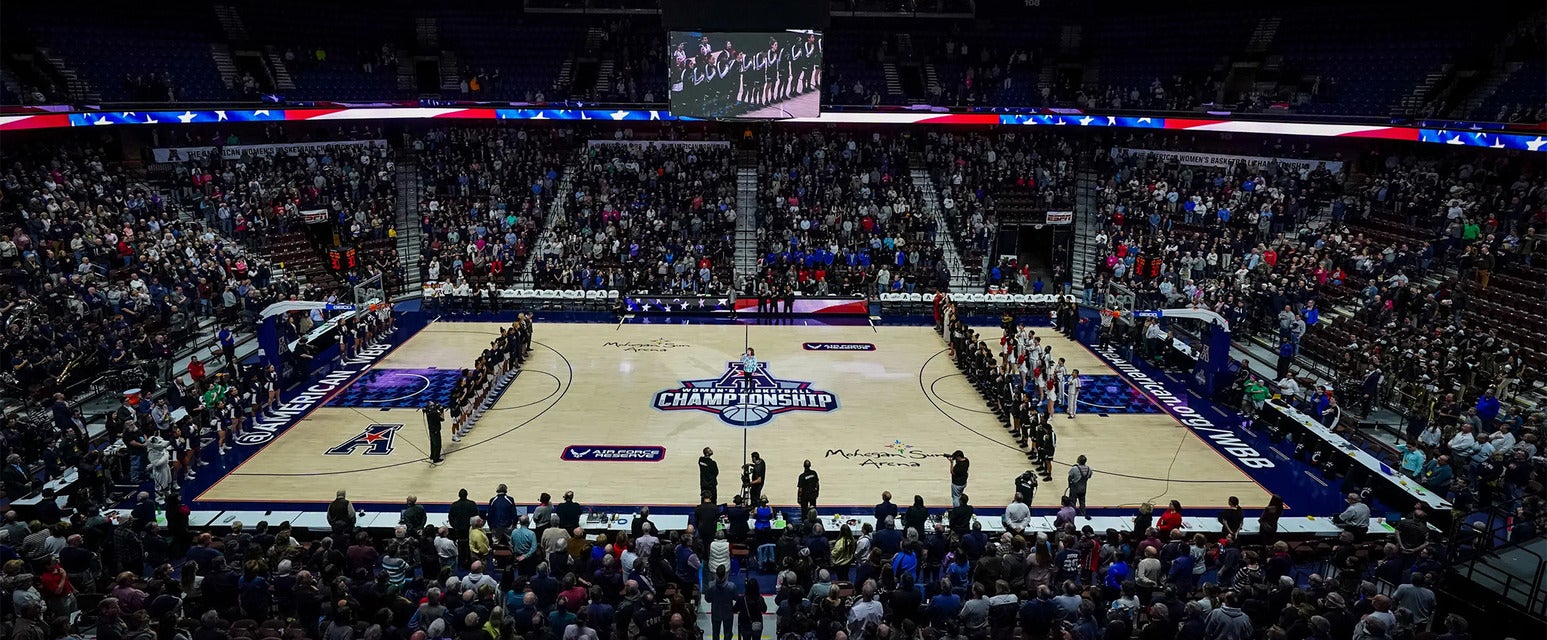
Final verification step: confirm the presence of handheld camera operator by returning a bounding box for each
[424,400,446,464]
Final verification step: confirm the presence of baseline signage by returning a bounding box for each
[235,341,394,446]
[561,445,666,462]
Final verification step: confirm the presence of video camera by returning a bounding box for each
[422,401,444,416]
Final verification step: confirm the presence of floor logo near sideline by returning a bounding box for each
[325,423,402,456]
[652,361,839,427]
[562,445,666,462]
[325,368,464,409]
[236,341,395,446]
[1077,374,1164,414]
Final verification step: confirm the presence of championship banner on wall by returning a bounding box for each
[152,139,387,164]
[1118,148,1344,173]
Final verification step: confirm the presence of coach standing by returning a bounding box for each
[949,450,970,507]
[699,447,720,503]
[797,460,820,513]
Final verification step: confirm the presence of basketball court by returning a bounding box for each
[198,319,1269,510]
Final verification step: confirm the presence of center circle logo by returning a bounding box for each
[652,360,839,428]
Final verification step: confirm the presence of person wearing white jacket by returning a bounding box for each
[706,528,732,580]
[1447,424,1479,459]
[146,434,172,494]
[1002,494,1032,534]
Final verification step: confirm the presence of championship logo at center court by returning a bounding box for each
[652,360,839,427]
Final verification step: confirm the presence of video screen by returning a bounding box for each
[668,30,823,119]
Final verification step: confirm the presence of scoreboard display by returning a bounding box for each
[328,247,358,271]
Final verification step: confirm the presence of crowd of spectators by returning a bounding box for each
[530,142,737,294]
[752,131,947,298]
[122,72,179,104]
[596,21,665,105]
[1,120,1544,639]
[175,137,405,296]
[919,130,1079,287]
[0,139,349,501]
[415,128,576,293]
[1081,137,1545,516]
[0,472,1510,640]
[0,142,291,397]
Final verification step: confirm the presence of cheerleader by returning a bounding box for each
[170,425,193,483]
[215,400,239,454]
[259,363,279,415]
[237,381,256,427]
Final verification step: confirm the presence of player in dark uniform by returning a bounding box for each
[1013,395,1033,449]
[1036,420,1056,482]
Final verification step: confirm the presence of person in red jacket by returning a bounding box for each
[188,357,207,386]
[1157,500,1185,539]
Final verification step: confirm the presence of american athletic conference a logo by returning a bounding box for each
[653,361,838,427]
[325,424,401,456]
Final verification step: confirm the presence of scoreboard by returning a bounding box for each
[328,247,358,271]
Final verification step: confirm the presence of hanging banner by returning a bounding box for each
[1045,211,1073,225]
[1118,148,1344,174]
[301,208,330,224]
[152,139,387,164]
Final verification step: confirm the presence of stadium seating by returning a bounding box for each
[2,6,1540,122]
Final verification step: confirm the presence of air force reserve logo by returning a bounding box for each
[562,445,666,462]
[653,361,838,427]
[325,423,401,456]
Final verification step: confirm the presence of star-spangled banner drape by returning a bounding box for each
[1,108,1540,152]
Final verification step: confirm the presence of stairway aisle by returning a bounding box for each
[519,166,576,289]
[910,168,974,292]
[734,166,760,288]
[394,154,423,295]
[1069,168,1102,298]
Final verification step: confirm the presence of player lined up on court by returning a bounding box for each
[449,314,534,441]
[944,297,1085,472]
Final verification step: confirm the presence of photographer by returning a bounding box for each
[424,401,446,463]
[744,452,766,506]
